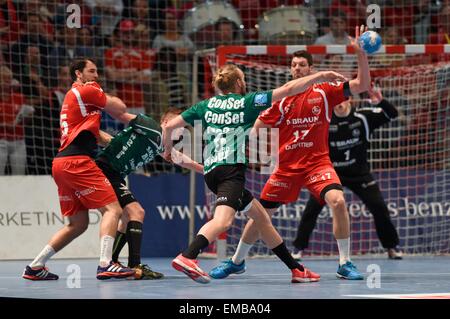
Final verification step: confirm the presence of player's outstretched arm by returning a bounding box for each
[170,149,204,174]
[272,71,347,102]
[98,130,113,147]
[162,115,189,160]
[104,94,137,124]
[349,25,371,95]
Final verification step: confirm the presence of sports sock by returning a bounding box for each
[29,245,55,268]
[99,235,115,267]
[182,234,209,259]
[126,221,143,268]
[271,242,304,271]
[232,240,252,265]
[112,231,127,263]
[337,238,351,265]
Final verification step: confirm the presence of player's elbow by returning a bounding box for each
[350,79,370,95]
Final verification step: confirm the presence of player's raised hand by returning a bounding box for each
[319,71,348,83]
[349,25,368,55]
[368,86,383,104]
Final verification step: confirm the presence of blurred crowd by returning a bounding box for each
[0,0,449,175]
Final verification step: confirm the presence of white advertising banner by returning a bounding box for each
[0,176,101,260]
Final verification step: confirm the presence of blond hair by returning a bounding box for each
[212,64,242,93]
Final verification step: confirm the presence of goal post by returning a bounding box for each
[194,44,450,258]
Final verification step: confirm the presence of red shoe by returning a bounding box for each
[172,254,210,284]
[291,266,320,283]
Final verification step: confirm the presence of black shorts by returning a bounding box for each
[204,164,253,212]
[95,157,137,209]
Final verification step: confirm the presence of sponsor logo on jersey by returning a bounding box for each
[59,195,72,202]
[349,121,361,129]
[207,97,245,110]
[333,138,360,147]
[312,105,321,115]
[217,196,228,202]
[286,116,319,125]
[285,141,314,150]
[329,125,338,132]
[352,129,360,137]
[284,104,292,113]
[268,179,289,188]
[254,93,269,107]
[75,187,97,198]
[204,111,245,125]
[307,97,322,104]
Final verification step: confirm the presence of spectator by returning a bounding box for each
[77,26,96,57]
[105,19,156,115]
[314,10,351,45]
[10,13,53,86]
[152,7,195,88]
[215,18,241,46]
[20,46,50,106]
[329,0,366,36]
[85,0,124,46]
[414,0,441,44]
[130,0,154,47]
[429,3,450,44]
[149,46,189,112]
[49,27,90,86]
[0,65,32,175]
[19,45,53,174]
[19,0,55,42]
[382,25,409,44]
[0,0,19,50]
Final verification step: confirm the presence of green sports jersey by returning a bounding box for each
[181,91,273,174]
[97,114,163,177]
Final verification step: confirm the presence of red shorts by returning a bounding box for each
[260,164,342,205]
[52,156,118,216]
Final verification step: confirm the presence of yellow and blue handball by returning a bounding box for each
[358,30,382,54]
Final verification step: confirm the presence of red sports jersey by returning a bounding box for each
[59,82,107,152]
[259,81,347,172]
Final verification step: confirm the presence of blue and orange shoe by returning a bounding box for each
[171,254,210,284]
[336,261,364,280]
[96,261,135,280]
[22,265,59,281]
[209,259,246,279]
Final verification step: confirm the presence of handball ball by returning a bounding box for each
[358,31,382,54]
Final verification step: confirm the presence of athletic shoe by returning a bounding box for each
[96,261,136,280]
[209,259,246,279]
[291,250,303,261]
[388,248,403,260]
[22,266,59,281]
[291,266,320,283]
[171,254,210,284]
[133,264,164,280]
[336,261,364,280]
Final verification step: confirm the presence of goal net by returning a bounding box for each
[197,44,450,258]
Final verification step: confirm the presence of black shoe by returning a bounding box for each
[388,248,403,260]
[132,264,164,280]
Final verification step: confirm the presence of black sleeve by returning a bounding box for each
[357,99,398,133]
[343,81,352,98]
[377,99,398,119]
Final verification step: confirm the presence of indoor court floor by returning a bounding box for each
[1,256,450,299]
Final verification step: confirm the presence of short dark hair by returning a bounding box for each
[69,58,95,81]
[292,50,313,67]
